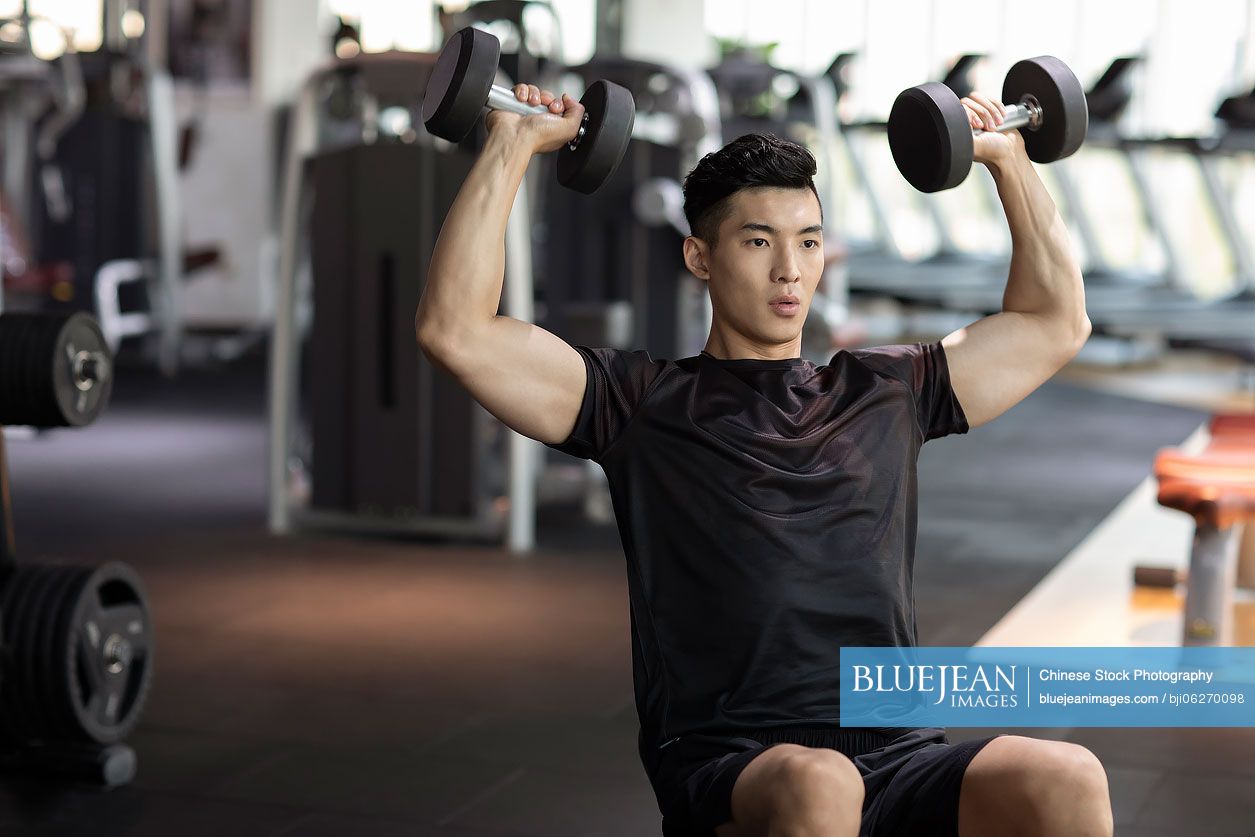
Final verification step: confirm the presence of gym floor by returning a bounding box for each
[1,344,1252,837]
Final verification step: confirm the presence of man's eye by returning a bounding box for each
[802,240,819,248]
[749,238,768,247]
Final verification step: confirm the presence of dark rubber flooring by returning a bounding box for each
[1,345,1249,836]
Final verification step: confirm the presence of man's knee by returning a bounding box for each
[725,744,864,837]
[768,746,864,814]
[1044,743,1111,822]
[1018,741,1109,808]
[963,736,1112,837]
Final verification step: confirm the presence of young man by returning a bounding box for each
[417,83,1113,837]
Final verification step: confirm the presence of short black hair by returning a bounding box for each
[682,133,821,246]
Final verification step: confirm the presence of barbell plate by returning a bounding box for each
[1003,56,1088,164]
[555,79,636,195]
[55,312,112,427]
[26,566,73,742]
[44,566,89,740]
[422,26,500,143]
[63,562,153,744]
[0,566,44,743]
[887,81,974,193]
[0,312,112,428]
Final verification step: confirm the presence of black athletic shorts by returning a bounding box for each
[653,725,1005,837]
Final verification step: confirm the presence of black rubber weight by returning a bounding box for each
[56,313,111,427]
[422,26,501,142]
[2,566,48,744]
[66,563,154,744]
[1003,56,1088,164]
[887,81,973,193]
[555,79,636,195]
[21,567,66,742]
[0,567,33,742]
[44,566,89,741]
[0,312,112,427]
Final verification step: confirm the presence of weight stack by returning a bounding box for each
[308,142,486,521]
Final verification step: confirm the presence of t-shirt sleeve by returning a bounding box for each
[846,340,969,441]
[543,345,668,461]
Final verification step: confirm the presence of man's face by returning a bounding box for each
[683,187,825,351]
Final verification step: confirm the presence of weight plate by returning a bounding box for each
[0,566,33,741]
[422,26,500,143]
[55,313,112,427]
[2,565,49,744]
[888,82,973,193]
[60,562,153,743]
[41,566,89,741]
[0,314,40,425]
[23,566,69,742]
[24,316,60,427]
[1003,56,1088,164]
[556,79,636,195]
[0,312,113,428]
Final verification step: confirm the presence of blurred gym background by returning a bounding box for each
[0,1,1252,835]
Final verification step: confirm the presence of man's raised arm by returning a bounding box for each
[940,91,1092,430]
[416,85,590,446]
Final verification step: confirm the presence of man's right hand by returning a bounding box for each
[485,84,585,155]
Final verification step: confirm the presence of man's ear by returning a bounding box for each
[683,236,710,282]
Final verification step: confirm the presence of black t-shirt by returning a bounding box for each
[544,341,969,779]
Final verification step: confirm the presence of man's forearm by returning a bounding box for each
[416,130,533,346]
[991,155,1089,336]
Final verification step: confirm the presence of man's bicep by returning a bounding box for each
[940,311,1079,430]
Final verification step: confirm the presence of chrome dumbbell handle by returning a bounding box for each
[972,94,1042,137]
[484,85,589,151]
[485,84,553,117]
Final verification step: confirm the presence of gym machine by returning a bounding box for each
[269,45,545,552]
[1079,85,1255,344]
[9,3,193,377]
[0,12,84,311]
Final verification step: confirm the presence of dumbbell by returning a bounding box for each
[888,56,1088,192]
[422,27,636,195]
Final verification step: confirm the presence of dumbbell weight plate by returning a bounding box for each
[556,79,636,195]
[422,26,500,143]
[1003,56,1088,165]
[887,81,974,193]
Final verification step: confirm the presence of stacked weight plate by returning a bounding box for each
[0,311,113,428]
[0,562,153,748]
[1,322,147,785]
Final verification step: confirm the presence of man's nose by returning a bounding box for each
[774,250,801,283]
